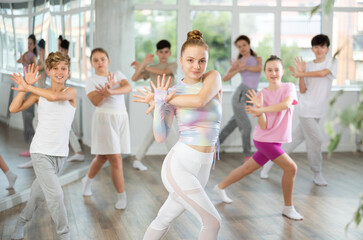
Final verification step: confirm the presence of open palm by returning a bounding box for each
[246,89,263,108]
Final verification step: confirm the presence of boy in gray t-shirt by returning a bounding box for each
[131,40,178,170]
[260,34,337,186]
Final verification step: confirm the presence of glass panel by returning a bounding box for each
[49,14,62,52]
[134,10,177,62]
[41,12,50,54]
[80,0,92,7]
[14,17,29,69]
[50,0,62,12]
[64,14,71,47]
[281,0,321,7]
[70,14,80,80]
[34,0,46,12]
[34,13,44,40]
[0,17,5,68]
[239,13,274,82]
[11,3,29,15]
[333,12,363,86]
[191,11,232,74]
[64,0,79,11]
[334,0,363,7]
[281,11,321,83]
[4,18,15,68]
[80,11,92,81]
[0,3,12,15]
[238,0,276,6]
[190,0,232,5]
[134,0,177,4]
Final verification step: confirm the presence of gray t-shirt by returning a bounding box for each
[142,62,178,88]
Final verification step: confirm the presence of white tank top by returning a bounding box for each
[30,95,76,156]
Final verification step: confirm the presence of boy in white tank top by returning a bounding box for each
[9,53,76,240]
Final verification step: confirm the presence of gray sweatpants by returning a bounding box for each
[22,104,35,145]
[136,113,178,161]
[219,83,252,156]
[284,117,323,173]
[18,153,70,239]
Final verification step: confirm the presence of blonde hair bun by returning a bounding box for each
[187,30,203,41]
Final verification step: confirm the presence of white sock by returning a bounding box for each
[67,153,85,162]
[82,176,94,196]
[282,206,303,220]
[11,221,26,239]
[313,172,328,186]
[115,192,127,210]
[213,185,232,203]
[260,160,274,179]
[132,160,148,171]
[5,170,18,190]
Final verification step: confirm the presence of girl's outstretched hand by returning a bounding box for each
[246,89,263,108]
[106,72,117,89]
[245,105,262,117]
[24,63,40,85]
[10,72,28,92]
[246,90,263,117]
[151,74,176,102]
[133,87,155,114]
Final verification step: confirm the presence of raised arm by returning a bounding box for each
[244,56,262,72]
[289,57,307,93]
[27,86,77,102]
[145,65,174,76]
[245,90,267,129]
[9,92,39,113]
[246,92,295,130]
[153,89,176,143]
[222,59,243,82]
[168,70,222,108]
[131,54,154,82]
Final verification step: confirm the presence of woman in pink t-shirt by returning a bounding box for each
[213,55,303,221]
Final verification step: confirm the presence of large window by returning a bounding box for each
[191,11,231,74]
[133,1,363,88]
[333,11,363,86]
[281,11,321,83]
[134,9,177,85]
[0,0,94,83]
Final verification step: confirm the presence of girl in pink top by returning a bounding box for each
[214,55,303,221]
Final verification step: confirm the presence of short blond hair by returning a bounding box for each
[45,51,71,69]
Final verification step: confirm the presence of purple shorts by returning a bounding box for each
[252,140,285,166]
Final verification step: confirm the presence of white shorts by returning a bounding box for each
[91,108,131,155]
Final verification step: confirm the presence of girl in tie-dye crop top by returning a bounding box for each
[153,78,222,147]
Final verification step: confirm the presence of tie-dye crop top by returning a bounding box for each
[153,79,222,146]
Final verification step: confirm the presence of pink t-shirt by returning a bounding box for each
[253,82,298,143]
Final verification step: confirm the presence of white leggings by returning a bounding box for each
[143,142,221,240]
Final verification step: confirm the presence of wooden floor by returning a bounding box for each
[0,148,362,239]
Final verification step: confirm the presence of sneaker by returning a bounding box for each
[19,151,30,157]
[17,161,33,169]
[133,160,148,171]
